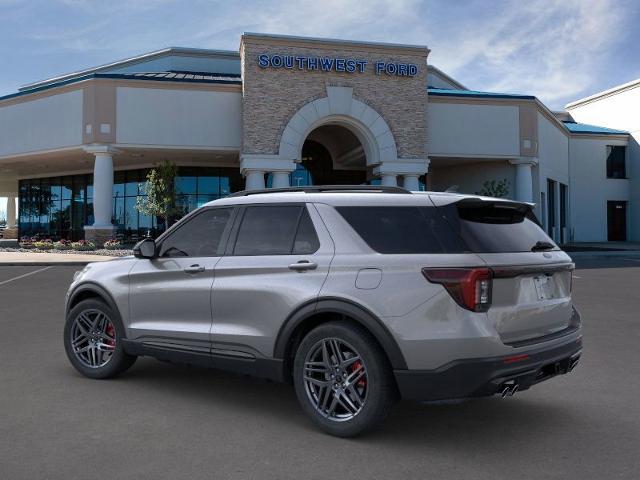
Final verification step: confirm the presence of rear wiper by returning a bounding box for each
[531,241,555,252]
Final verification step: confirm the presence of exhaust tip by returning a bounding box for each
[499,381,519,398]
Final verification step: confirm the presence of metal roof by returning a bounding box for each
[0,71,241,103]
[562,121,628,135]
[427,87,535,100]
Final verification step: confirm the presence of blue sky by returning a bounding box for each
[1,0,639,108]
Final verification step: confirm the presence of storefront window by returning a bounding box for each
[18,167,242,242]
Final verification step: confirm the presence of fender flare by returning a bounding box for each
[273,297,408,370]
[66,282,122,320]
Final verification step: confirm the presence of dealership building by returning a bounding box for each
[0,33,636,244]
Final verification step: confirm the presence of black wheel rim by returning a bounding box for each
[70,309,116,368]
[303,338,368,422]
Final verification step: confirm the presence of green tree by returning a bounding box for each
[476,178,510,198]
[135,160,178,230]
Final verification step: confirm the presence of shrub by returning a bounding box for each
[33,239,54,250]
[19,237,34,249]
[71,240,96,251]
[103,239,123,250]
[54,239,72,250]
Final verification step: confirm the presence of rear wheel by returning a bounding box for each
[293,321,397,437]
[64,299,136,379]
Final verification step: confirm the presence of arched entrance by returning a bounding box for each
[296,124,368,186]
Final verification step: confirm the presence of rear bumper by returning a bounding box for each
[394,334,582,401]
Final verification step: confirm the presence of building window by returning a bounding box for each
[18,166,242,242]
[606,146,626,179]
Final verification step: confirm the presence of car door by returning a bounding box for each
[211,203,334,359]
[127,207,235,352]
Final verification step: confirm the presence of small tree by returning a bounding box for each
[136,160,178,231]
[476,178,510,198]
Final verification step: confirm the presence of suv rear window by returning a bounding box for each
[443,200,557,253]
[337,201,556,254]
[336,206,466,254]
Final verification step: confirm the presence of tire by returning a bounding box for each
[293,321,397,437]
[63,298,136,379]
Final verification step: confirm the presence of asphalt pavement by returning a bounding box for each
[0,258,639,479]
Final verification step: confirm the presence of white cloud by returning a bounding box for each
[426,0,630,108]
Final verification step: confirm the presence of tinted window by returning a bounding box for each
[293,208,320,254]
[234,206,302,256]
[336,206,466,254]
[606,145,626,179]
[444,200,557,253]
[160,208,232,257]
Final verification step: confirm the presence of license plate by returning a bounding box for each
[533,275,555,300]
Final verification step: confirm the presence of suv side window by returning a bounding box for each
[233,205,319,256]
[159,207,233,257]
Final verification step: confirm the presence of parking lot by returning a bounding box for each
[1,257,639,479]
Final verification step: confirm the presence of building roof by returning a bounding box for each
[427,87,535,100]
[562,121,628,135]
[565,78,640,109]
[19,47,240,92]
[0,71,241,103]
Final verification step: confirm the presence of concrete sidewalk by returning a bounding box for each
[0,251,117,266]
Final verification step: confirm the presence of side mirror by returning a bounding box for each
[133,238,157,259]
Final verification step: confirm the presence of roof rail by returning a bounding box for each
[227,185,411,197]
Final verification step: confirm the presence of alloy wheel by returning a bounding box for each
[70,309,117,368]
[303,338,368,422]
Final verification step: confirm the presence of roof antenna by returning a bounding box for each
[445,185,459,193]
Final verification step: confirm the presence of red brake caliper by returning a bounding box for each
[106,323,116,348]
[352,361,366,388]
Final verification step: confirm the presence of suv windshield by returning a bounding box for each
[337,200,557,254]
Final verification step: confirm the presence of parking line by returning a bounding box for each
[0,266,52,286]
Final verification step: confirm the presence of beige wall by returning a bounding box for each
[0,90,83,157]
[116,86,242,148]
[240,35,429,159]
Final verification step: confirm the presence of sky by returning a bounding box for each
[1,0,640,214]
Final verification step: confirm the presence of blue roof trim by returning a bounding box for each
[0,72,242,102]
[428,87,536,100]
[562,121,628,135]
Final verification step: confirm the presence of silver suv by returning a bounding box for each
[64,186,582,437]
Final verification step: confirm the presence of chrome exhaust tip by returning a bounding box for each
[500,382,519,398]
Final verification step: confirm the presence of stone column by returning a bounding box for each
[240,154,295,191]
[402,174,421,191]
[84,145,118,245]
[2,195,18,240]
[510,158,538,203]
[374,159,429,190]
[244,170,265,190]
[380,173,398,187]
[6,196,16,229]
[271,171,290,189]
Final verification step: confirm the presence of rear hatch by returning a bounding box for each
[431,195,575,346]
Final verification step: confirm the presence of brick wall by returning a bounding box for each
[240,36,429,160]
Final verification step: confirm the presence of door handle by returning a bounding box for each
[184,264,205,274]
[288,260,318,272]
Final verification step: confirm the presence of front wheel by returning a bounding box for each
[64,299,136,379]
[293,321,397,437]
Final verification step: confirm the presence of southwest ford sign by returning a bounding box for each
[257,54,418,77]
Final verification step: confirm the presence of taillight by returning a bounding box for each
[422,267,492,312]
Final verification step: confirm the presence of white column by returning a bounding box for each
[6,196,16,229]
[380,174,398,187]
[402,174,420,192]
[92,152,115,227]
[245,170,265,190]
[271,171,290,189]
[510,158,537,203]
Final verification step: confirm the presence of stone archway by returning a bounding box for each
[278,86,398,167]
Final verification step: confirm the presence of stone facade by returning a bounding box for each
[240,34,429,161]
